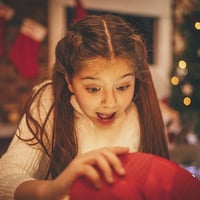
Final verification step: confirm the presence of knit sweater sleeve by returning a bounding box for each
[0,81,53,200]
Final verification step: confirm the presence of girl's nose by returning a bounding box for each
[101,90,117,108]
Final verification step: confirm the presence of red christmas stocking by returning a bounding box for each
[73,0,87,23]
[9,18,46,79]
[0,4,14,58]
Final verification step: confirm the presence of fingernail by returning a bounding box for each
[108,176,114,183]
[119,167,126,175]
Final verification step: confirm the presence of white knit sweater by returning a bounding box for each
[0,82,140,200]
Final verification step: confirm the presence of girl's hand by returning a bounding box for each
[53,146,129,198]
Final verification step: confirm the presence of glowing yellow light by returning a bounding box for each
[171,76,179,85]
[194,21,200,30]
[178,60,187,69]
[183,97,191,106]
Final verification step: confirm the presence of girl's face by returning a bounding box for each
[66,58,135,126]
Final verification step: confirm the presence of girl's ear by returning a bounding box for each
[65,76,74,93]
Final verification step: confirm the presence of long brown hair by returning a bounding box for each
[19,15,169,178]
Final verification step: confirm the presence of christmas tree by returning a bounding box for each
[170,0,200,138]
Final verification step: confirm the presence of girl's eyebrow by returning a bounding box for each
[119,73,134,79]
[80,73,134,81]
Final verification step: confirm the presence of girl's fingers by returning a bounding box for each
[100,147,127,176]
[94,154,115,184]
[83,147,128,183]
[54,147,129,197]
[67,146,129,188]
[109,146,130,155]
[106,146,129,174]
[79,165,102,189]
[59,159,102,190]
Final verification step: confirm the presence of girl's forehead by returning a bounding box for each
[76,57,134,77]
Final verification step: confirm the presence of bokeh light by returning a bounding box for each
[178,60,187,69]
[194,21,200,30]
[171,76,179,85]
[183,96,191,106]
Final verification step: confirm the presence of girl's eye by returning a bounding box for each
[86,87,101,93]
[116,85,130,91]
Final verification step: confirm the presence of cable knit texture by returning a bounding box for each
[0,81,140,200]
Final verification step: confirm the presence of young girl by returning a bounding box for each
[0,14,169,200]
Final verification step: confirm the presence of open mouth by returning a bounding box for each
[96,112,116,125]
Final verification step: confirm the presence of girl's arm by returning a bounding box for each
[14,146,129,200]
[0,83,53,200]
[0,134,51,200]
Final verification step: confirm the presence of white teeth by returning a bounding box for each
[97,113,115,119]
